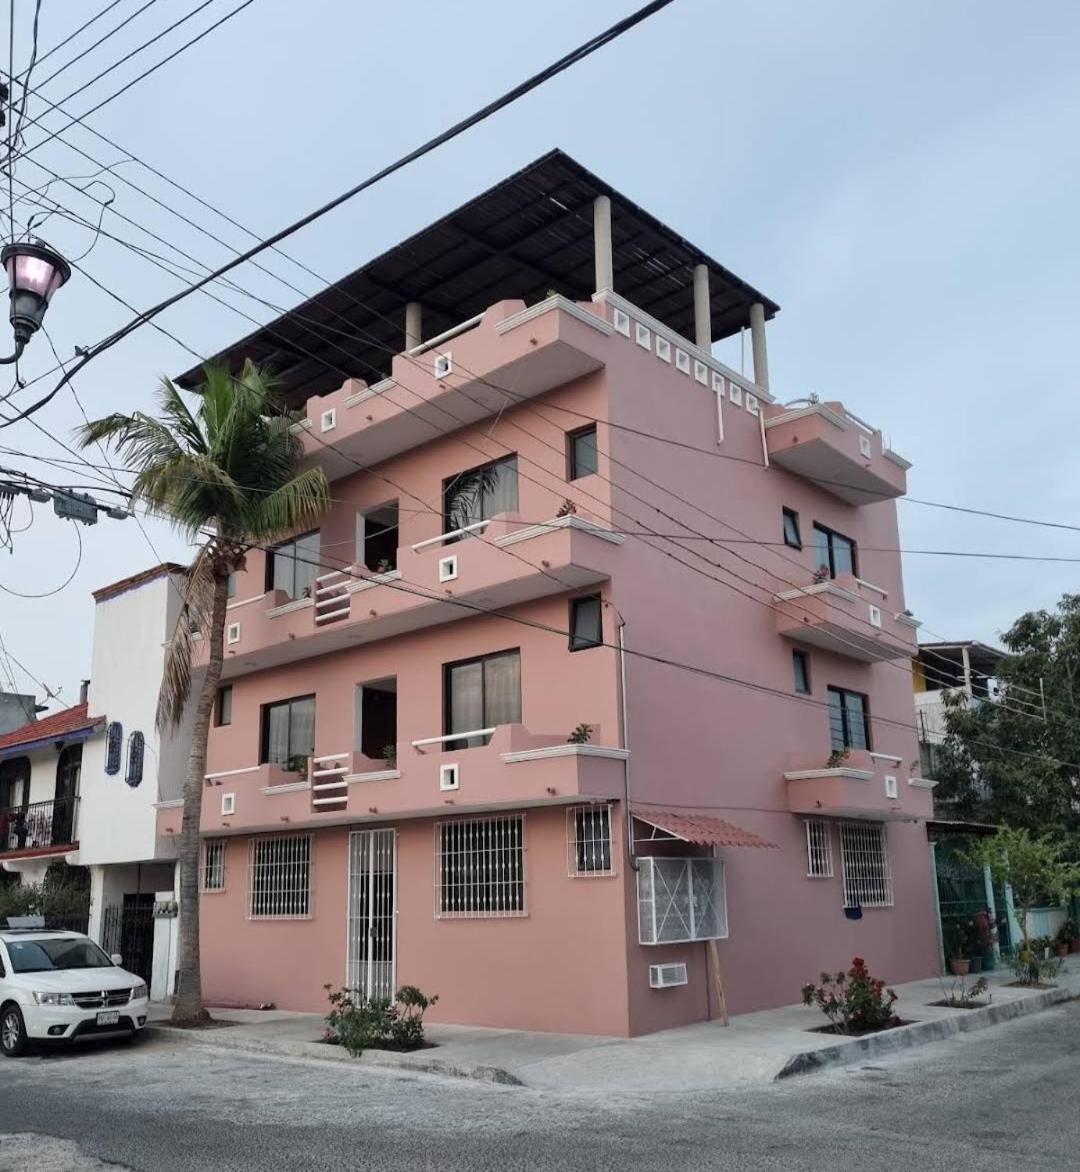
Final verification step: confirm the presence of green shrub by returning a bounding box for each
[323,983,439,1055]
[390,984,439,1049]
[801,957,900,1034]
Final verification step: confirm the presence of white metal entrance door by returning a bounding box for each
[347,829,396,1000]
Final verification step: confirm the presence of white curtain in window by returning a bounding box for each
[484,652,521,727]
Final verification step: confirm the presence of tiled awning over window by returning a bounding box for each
[632,806,777,849]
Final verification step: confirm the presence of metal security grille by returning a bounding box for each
[839,822,892,908]
[101,899,154,985]
[347,829,396,1000]
[637,857,727,944]
[566,805,614,876]
[202,840,226,892]
[249,834,312,918]
[436,815,525,918]
[805,820,834,878]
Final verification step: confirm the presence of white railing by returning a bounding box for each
[411,728,495,751]
[843,408,877,436]
[309,753,349,810]
[407,313,484,357]
[313,571,352,625]
[411,519,490,552]
[854,577,889,598]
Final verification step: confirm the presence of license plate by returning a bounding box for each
[96,1010,120,1026]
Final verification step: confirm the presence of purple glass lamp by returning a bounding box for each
[0,240,71,363]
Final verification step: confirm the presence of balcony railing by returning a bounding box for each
[0,796,79,855]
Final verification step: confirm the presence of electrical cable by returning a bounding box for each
[31,0,166,93]
[0,518,81,596]
[16,0,126,79]
[0,0,679,429]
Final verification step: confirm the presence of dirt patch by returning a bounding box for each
[1005,981,1058,990]
[320,1037,438,1053]
[158,1018,239,1031]
[808,1020,913,1037]
[927,999,991,1010]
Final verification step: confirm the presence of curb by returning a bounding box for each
[776,986,1074,1079]
[145,1023,523,1086]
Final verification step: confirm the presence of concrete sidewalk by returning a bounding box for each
[148,962,1080,1092]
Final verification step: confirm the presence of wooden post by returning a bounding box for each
[707,939,729,1026]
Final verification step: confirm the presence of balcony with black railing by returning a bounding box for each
[0,796,79,857]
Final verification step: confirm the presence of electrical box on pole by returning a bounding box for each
[52,489,98,525]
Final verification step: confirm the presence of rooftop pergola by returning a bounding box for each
[178,149,779,407]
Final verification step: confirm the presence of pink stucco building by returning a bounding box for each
[159,151,938,1035]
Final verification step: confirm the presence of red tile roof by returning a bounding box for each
[0,702,103,753]
[93,562,188,603]
[632,806,778,849]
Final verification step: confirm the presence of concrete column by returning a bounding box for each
[404,301,423,351]
[749,302,769,391]
[593,195,613,293]
[693,264,711,350]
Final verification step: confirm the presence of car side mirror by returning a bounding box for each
[110,953,123,966]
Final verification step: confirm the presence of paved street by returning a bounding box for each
[2,1003,1078,1171]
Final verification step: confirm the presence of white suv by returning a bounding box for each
[0,928,149,1056]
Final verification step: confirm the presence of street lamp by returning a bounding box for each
[0,241,71,364]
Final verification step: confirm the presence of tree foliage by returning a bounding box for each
[932,594,1080,847]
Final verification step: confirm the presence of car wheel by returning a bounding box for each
[1,1004,29,1057]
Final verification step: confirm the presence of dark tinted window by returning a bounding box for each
[782,509,802,549]
[793,650,811,694]
[813,524,857,578]
[568,425,598,480]
[827,687,869,751]
[569,596,603,651]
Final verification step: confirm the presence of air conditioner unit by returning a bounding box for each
[649,962,688,989]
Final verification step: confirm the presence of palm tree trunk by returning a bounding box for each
[171,563,231,1025]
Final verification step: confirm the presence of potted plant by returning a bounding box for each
[965,917,987,973]
[380,744,397,769]
[1055,919,1075,958]
[944,923,969,977]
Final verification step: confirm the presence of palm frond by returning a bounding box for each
[246,465,331,545]
[156,377,208,455]
[157,547,215,731]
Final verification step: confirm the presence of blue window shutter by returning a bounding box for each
[125,731,145,788]
[105,722,123,775]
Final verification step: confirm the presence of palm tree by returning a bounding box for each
[79,361,329,1024]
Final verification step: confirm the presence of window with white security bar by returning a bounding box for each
[839,822,892,908]
[637,856,727,944]
[436,815,525,917]
[249,834,312,918]
[805,819,833,878]
[202,839,226,893]
[567,805,614,876]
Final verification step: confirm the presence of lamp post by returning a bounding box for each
[0,240,71,364]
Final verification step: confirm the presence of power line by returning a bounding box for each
[16,0,126,79]
[31,0,166,93]
[0,0,679,430]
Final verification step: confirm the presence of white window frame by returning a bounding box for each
[248,833,313,920]
[220,792,236,816]
[435,814,526,919]
[804,819,833,878]
[839,822,893,908]
[566,804,615,877]
[202,839,226,893]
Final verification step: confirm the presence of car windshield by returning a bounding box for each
[5,936,115,974]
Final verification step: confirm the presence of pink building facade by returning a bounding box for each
[160,152,938,1035]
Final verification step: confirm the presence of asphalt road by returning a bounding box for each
[1,1004,1079,1171]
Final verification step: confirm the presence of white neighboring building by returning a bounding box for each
[76,563,194,1001]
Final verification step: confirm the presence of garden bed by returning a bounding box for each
[1005,980,1058,990]
[927,999,990,1010]
[321,1037,438,1053]
[808,1020,913,1037]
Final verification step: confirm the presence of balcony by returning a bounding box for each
[297,296,612,480]
[219,514,622,678]
[166,725,628,838]
[763,401,910,505]
[0,797,79,859]
[774,574,920,663]
[783,749,933,822]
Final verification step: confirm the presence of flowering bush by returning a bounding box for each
[324,984,439,1055]
[800,956,900,1034]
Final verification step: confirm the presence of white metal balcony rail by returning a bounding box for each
[311,566,402,625]
[410,519,490,552]
[407,312,484,357]
[411,728,495,752]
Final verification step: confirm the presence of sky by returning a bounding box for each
[0,0,1078,710]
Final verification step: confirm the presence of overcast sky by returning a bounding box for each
[1,0,1077,710]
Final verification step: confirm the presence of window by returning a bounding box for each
[839,822,892,907]
[805,819,833,877]
[827,687,870,751]
[567,424,598,480]
[813,523,857,578]
[359,502,398,572]
[792,650,811,694]
[249,834,311,918]
[782,508,802,549]
[260,695,316,767]
[637,856,727,944]
[215,685,233,728]
[266,531,320,600]
[568,805,613,876]
[355,678,397,761]
[104,722,123,776]
[443,455,518,538]
[443,649,521,749]
[226,573,237,599]
[437,815,525,917]
[125,732,145,788]
[202,839,226,892]
[569,595,602,651]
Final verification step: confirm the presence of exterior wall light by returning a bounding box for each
[0,240,71,362]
